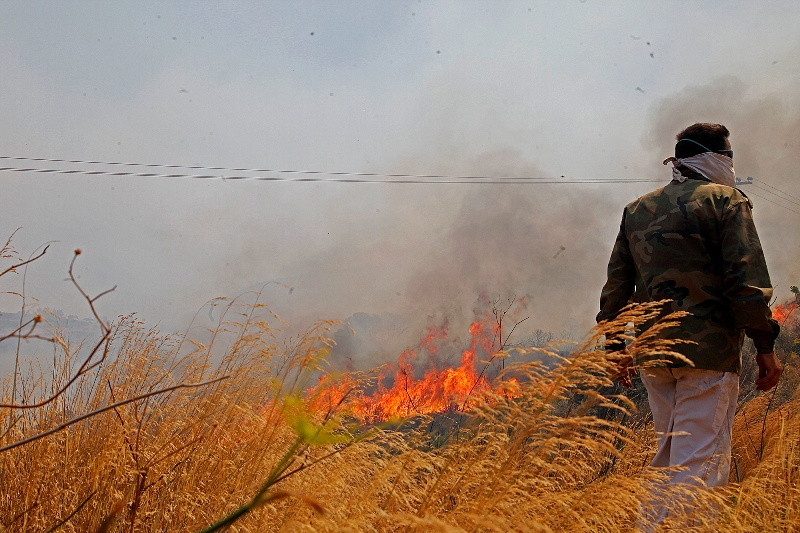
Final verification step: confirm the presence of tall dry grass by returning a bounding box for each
[0,295,798,532]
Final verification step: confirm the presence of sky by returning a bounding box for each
[1,1,799,371]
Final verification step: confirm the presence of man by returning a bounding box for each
[597,123,782,521]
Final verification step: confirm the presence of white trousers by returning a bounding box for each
[638,367,739,529]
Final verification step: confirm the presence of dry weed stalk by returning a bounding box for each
[0,245,798,532]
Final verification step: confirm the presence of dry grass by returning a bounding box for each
[0,299,798,532]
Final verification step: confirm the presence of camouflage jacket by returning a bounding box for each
[597,176,780,373]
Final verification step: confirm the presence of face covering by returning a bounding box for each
[662,152,736,188]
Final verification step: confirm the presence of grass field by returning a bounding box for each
[1,278,798,531]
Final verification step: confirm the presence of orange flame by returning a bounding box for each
[773,300,798,325]
[419,321,448,356]
[258,315,523,430]
[306,374,358,416]
[347,315,516,423]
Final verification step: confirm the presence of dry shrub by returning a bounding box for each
[0,300,798,532]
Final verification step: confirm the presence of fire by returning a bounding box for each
[347,315,516,423]
[419,321,448,356]
[272,313,522,426]
[305,374,359,416]
[772,300,798,325]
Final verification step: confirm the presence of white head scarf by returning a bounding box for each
[662,152,736,188]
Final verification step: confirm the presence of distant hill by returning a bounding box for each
[0,309,103,378]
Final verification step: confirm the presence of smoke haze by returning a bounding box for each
[1,3,799,375]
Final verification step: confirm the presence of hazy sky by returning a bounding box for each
[1,1,799,364]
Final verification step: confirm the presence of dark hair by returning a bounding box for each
[675,123,730,158]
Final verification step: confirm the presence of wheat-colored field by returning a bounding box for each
[1,286,798,532]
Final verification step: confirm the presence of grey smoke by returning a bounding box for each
[643,76,800,294]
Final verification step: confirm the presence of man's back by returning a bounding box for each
[598,176,777,372]
[599,124,783,524]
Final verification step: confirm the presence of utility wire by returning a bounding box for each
[0,166,660,184]
[2,154,797,196]
[0,156,797,215]
[750,177,800,204]
[0,155,628,181]
[0,160,663,185]
[748,182,800,209]
[744,190,800,215]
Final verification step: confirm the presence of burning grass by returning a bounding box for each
[1,296,799,531]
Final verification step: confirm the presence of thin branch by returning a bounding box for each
[8,500,39,527]
[0,315,53,344]
[142,454,192,492]
[91,285,118,304]
[145,433,206,470]
[402,368,417,413]
[2,332,55,345]
[759,374,783,461]
[458,302,530,413]
[11,243,53,405]
[11,334,54,343]
[44,490,97,533]
[0,244,49,278]
[271,439,358,485]
[0,377,228,454]
[778,305,796,326]
[502,316,530,349]
[67,250,114,336]
[1,251,115,410]
[0,333,109,409]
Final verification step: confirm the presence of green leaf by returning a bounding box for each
[290,415,350,445]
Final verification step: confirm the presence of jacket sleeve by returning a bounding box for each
[720,198,780,354]
[597,209,637,349]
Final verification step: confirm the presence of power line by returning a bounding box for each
[0,166,660,184]
[0,156,796,216]
[0,158,663,185]
[0,155,629,182]
[744,190,800,215]
[750,177,800,204]
[748,182,800,209]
